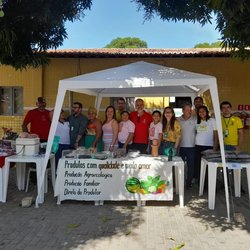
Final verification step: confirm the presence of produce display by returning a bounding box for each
[126,176,168,194]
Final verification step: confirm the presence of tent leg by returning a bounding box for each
[95,94,102,114]
[210,81,231,222]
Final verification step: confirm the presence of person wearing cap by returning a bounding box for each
[68,102,88,149]
[85,106,103,152]
[22,97,51,142]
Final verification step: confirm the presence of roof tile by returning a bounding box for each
[46,48,230,58]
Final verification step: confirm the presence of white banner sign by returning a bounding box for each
[55,156,176,202]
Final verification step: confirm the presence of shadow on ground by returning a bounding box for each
[184,169,250,232]
[0,168,147,249]
[1,167,250,249]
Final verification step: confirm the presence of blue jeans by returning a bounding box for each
[179,147,195,185]
[224,145,236,151]
[55,144,71,168]
[194,145,213,181]
[118,141,131,152]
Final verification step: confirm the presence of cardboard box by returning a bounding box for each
[16,138,40,156]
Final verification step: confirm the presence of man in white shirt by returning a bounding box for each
[178,103,196,189]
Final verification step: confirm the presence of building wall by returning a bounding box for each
[0,65,42,137]
[0,57,249,150]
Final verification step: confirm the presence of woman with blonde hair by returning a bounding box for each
[85,107,103,152]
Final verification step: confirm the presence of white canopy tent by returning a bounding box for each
[37,61,230,221]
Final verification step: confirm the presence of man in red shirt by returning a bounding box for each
[22,97,51,142]
[129,98,152,154]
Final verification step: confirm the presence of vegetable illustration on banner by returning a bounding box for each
[126,175,169,194]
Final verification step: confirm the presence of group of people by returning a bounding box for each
[22,96,244,189]
[178,97,243,188]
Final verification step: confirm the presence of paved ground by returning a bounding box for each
[0,168,250,250]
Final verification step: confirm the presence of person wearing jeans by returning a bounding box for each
[178,103,196,189]
[194,106,218,185]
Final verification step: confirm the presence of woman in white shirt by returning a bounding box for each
[194,105,218,183]
[55,110,70,167]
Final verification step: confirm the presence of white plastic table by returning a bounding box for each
[1,154,55,204]
[0,154,14,202]
[199,157,250,209]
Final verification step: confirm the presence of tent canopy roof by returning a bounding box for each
[40,61,229,221]
[60,61,215,97]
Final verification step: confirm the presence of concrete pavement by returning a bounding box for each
[0,167,250,250]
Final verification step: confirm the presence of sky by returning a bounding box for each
[59,0,221,49]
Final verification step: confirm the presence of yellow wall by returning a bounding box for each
[0,65,42,107]
[0,65,42,136]
[0,56,249,150]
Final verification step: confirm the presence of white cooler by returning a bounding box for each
[15,138,40,156]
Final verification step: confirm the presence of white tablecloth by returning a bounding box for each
[55,155,184,207]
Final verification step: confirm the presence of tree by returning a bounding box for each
[0,0,92,69]
[105,37,147,48]
[2,1,250,69]
[133,0,250,58]
[194,41,222,48]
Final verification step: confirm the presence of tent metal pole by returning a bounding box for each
[68,91,73,115]
[95,94,102,114]
[35,85,67,208]
[210,81,231,222]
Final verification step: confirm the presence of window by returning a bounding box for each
[0,87,23,115]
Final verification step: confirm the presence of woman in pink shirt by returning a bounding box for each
[148,110,163,154]
[118,111,135,151]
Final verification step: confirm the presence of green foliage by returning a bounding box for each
[194,41,222,48]
[139,175,167,194]
[133,0,213,25]
[0,0,92,69]
[105,37,147,48]
[2,0,250,68]
[133,0,250,59]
